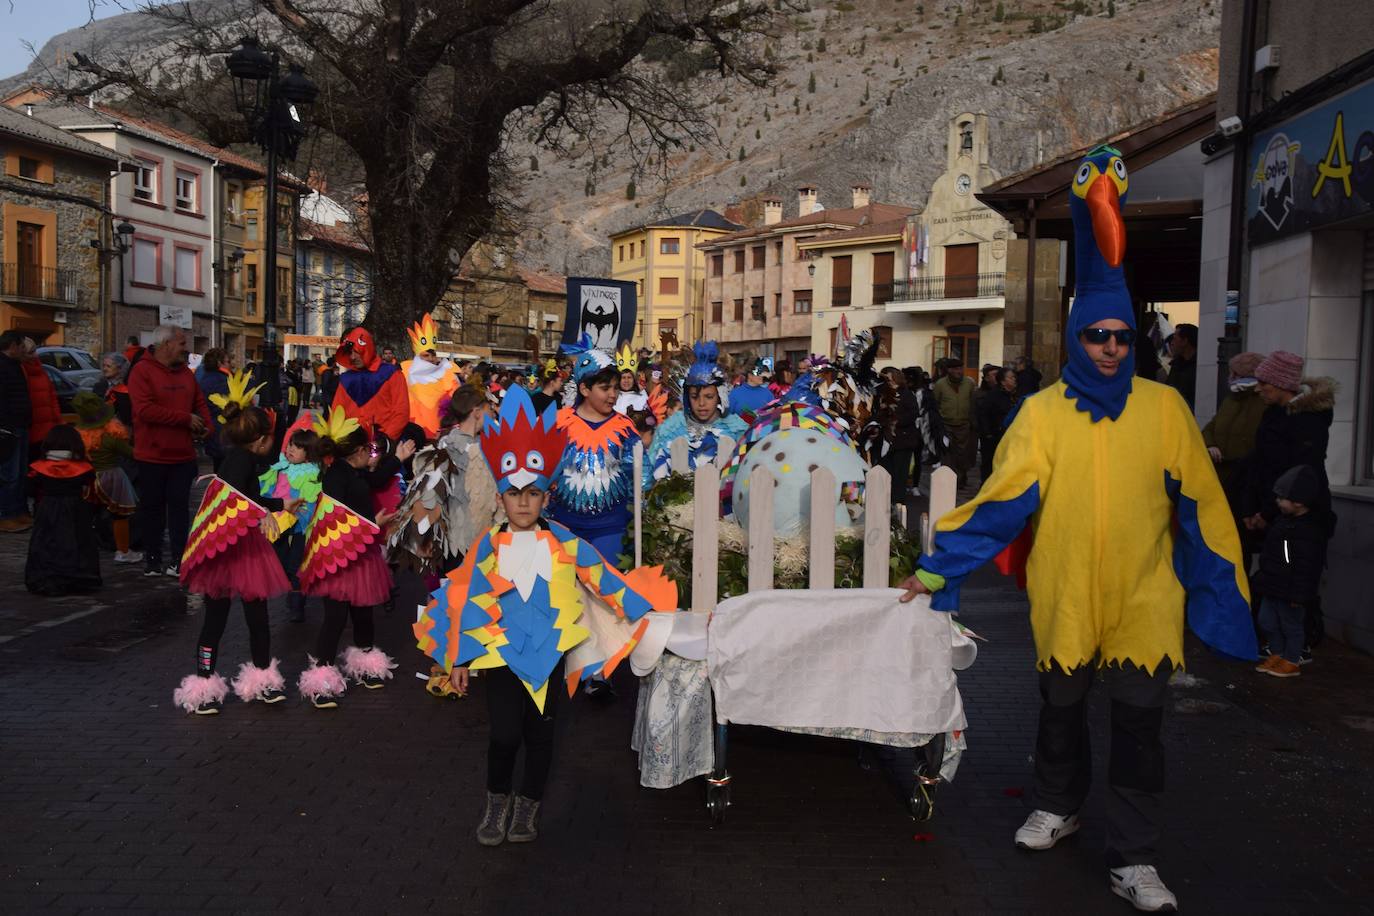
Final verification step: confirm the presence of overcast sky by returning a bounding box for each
[0,0,139,80]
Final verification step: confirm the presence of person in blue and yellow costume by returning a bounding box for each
[414,384,676,846]
[547,334,639,562]
[645,340,748,483]
[900,145,1254,914]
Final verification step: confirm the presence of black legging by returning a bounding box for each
[316,599,375,662]
[486,661,564,800]
[197,597,270,674]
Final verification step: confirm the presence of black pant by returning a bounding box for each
[1034,660,1171,867]
[197,597,270,673]
[978,435,1001,485]
[486,661,564,800]
[316,599,375,662]
[881,447,914,506]
[134,459,197,568]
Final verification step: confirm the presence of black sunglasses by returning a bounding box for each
[1079,327,1136,345]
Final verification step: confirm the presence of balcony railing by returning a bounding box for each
[1,264,78,306]
[892,273,1005,302]
[451,321,560,354]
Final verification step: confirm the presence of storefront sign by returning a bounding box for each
[1247,76,1374,244]
[158,304,193,329]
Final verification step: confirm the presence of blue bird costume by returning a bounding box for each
[918,144,1256,672]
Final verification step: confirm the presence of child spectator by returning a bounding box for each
[1254,465,1331,679]
[26,425,101,595]
[72,392,140,564]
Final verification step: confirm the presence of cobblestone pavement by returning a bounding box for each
[2,529,1373,914]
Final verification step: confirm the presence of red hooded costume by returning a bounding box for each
[331,327,409,440]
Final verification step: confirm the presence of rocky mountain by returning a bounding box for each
[4,0,1220,275]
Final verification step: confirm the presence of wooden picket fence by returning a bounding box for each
[631,436,958,612]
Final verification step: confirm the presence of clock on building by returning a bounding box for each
[955,174,972,196]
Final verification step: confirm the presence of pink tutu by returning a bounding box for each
[300,541,391,606]
[181,529,291,600]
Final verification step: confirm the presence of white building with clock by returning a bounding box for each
[806,112,1014,375]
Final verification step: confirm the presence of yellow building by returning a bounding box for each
[608,209,742,349]
[239,181,303,358]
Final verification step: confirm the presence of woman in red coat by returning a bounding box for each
[20,339,60,446]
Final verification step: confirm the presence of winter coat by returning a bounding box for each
[888,386,921,450]
[1165,356,1198,411]
[0,352,31,432]
[22,359,61,445]
[127,356,212,464]
[932,375,976,428]
[1237,377,1335,522]
[975,386,1013,439]
[196,366,230,461]
[1254,510,1328,604]
[217,447,282,511]
[1016,366,1043,397]
[1201,387,1266,488]
[922,379,1254,672]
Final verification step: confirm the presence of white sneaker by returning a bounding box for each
[114,550,145,564]
[1110,865,1178,912]
[1014,809,1080,850]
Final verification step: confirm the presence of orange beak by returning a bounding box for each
[1086,176,1126,268]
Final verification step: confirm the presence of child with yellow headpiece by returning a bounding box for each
[402,313,459,439]
[173,371,304,715]
[613,342,647,414]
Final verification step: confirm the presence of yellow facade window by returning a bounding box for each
[660,237,680,255]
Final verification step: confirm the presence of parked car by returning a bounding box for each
[43,363,79,414]
[37,345,102,391]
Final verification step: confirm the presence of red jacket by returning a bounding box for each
[22,359,61,445]
[127,356,211,464]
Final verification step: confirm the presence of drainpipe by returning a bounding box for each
[1220,0,1260,406]
[210,158,220,349]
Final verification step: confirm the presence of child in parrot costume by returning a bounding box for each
[401,313,459,439]
[259,412,324,622]
[295,408,399,708]
[331,325,410,440]
[414,383,677,846]
[900,145,1254,914]
[174,372,301,714]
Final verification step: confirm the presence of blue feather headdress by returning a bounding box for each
[684,340,725,389]
[560,333,614,385]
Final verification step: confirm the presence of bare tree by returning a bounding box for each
[66,0,794,341]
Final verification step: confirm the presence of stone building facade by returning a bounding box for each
[0,104,124,351]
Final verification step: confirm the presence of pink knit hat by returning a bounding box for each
[1254,350,1303,391]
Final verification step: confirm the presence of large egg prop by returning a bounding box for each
[732,428,867,536]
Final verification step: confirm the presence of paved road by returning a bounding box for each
[2,539,1373,914]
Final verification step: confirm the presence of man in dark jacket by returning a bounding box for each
[0,330,33,531]
[1014,355,1042,396]
[1164,324,1198,411]
[129,325,211,576]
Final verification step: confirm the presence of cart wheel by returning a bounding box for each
[706,776,731,825]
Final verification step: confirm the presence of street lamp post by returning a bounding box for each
[226,36,317,354]
[90,218,135,351]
